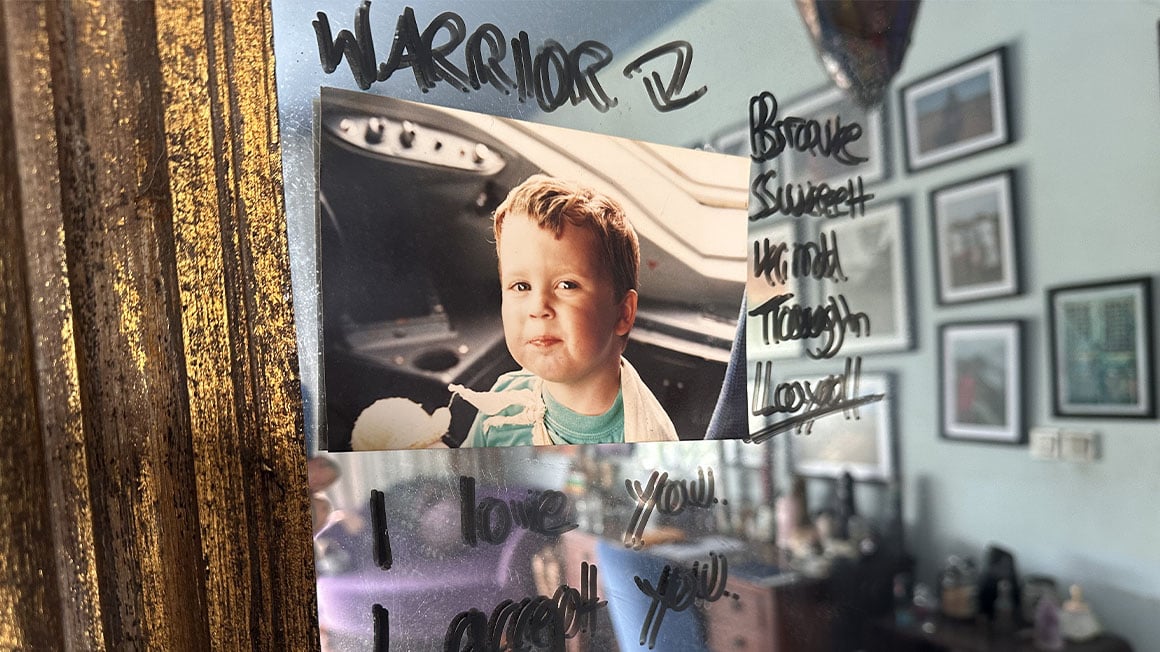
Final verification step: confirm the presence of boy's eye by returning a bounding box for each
[509,281,531,292]
[557,280,579,290]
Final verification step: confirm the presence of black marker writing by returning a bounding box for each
[749,91,866,164]
[443,561,604,651]
[753,230,847,287]
[373,604,389,652]
[369,489,393,570]
[748,356,885,443]
[459,476,578,547]
[635,553,731,650]
[623,467,719,550]
[750,169,873,221]
[314,2,617,112]
[748,293,870,359]
[622,40,707,112]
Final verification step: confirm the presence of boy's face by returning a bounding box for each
[498,213,636,392]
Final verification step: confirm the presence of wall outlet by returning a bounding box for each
[1060,430,1099,462]
[1029,427,1060,460]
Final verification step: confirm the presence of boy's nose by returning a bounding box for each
[530,288,554,318]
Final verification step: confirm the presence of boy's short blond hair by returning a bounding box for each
[494,174,640,300]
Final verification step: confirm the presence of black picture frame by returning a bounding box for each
[1048,277,1156,418]
[939,320,1025,444]
[900,46,1013,172]
[929,169,1021,304]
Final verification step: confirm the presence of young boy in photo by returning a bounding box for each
[451,175,679,446]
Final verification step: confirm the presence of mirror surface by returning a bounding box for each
[273,1,1160,649]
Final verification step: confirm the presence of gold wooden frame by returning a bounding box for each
[0,1,317,648]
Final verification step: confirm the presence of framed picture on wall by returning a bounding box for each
[1049,277,1155,418]
[779,86,888,187]
[930,169,1021,304]
[789,372,894,481]
[813,200,914,355]
[939,321,1024,444]
[901,46,1012,172]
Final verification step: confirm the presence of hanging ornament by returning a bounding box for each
[796,0,921,108]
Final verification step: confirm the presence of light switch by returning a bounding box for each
[1060,430,1099,462]
[1029,427,1060,460]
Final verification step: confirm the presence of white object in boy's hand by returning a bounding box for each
[351,397,451,450]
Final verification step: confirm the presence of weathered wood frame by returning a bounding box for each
[0,1,318,648]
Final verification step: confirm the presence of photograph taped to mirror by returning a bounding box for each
[317,88,749,451]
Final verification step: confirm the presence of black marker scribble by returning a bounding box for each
[748,293,870,359]
[623,467,718,549]
[443,561,604,651]
[313,1,378,90]
[568,41,619,112]
[369,489,393,570]
[372,604,389,652]
[746,91,874,222]
[748,356,885,443]
[754,230,848,287]
[749,170,874,221]
[465,22,514,93]
[460,476,578,548]
[313,1,618,112]
[748,91,867,164]
[635,553,730,649]
[622,40,708,112]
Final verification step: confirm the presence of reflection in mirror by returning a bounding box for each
[273,1,1159,649]
[312,442,909,650]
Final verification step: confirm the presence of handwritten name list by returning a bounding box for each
[745,91,886,444]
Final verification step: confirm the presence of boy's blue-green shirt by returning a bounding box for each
[465,370,626,447]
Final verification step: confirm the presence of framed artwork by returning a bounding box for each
[814,200,914,355]
[1049,277,1155,418]
[780,85,888,187]
[930,169,1020,304]
[939,321,1024,444]
[790,372,895,481]
[901,46,1012,172]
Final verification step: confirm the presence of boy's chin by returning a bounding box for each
[519,362,577,385]
[524,365,617,388]
[515,350,622,386]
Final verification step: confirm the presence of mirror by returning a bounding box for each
[272,1,1159,649]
